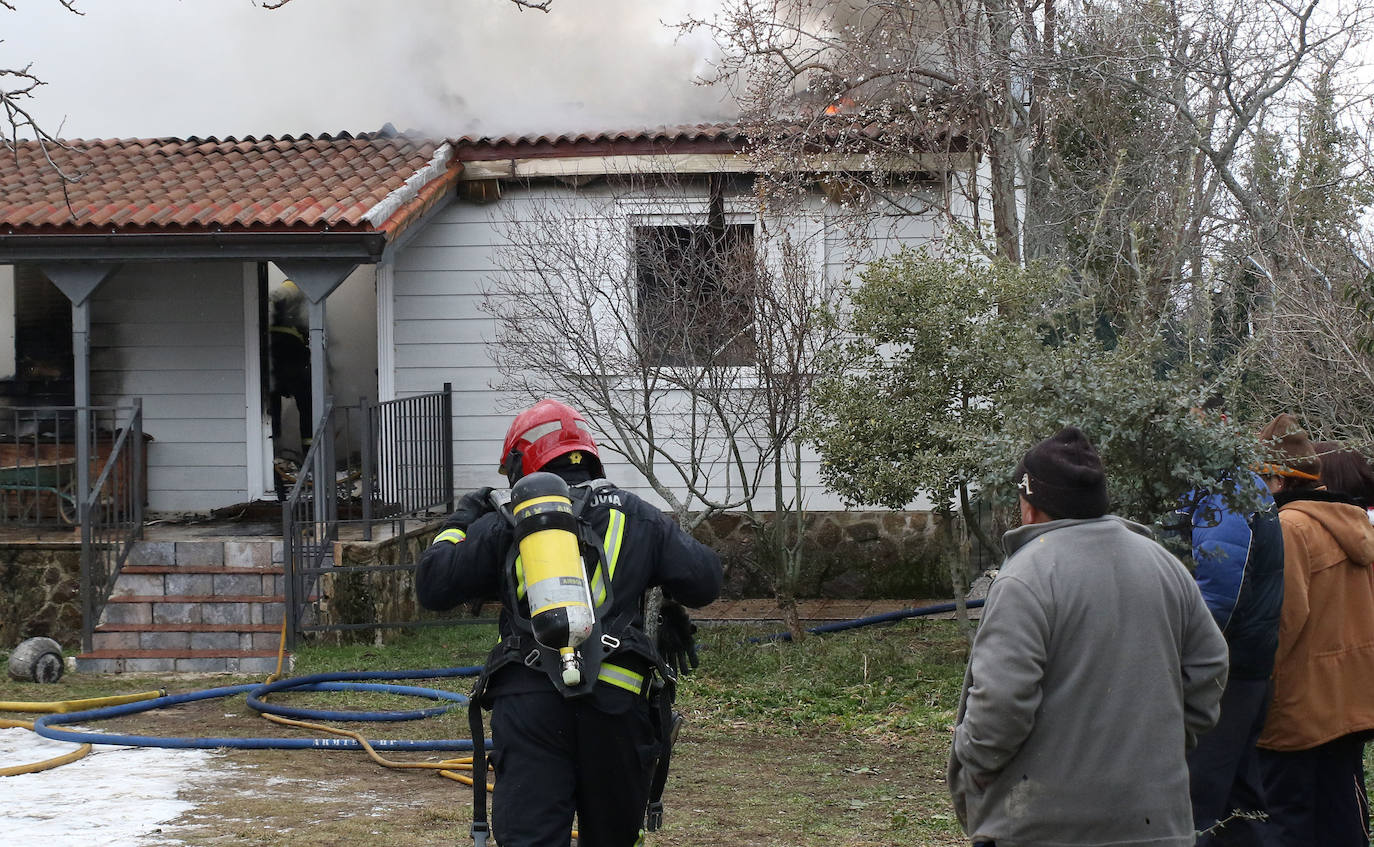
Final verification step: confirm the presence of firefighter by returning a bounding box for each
[416,399,722,847]
[268,280,312,458]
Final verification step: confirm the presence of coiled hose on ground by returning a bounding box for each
[3,599,981,782]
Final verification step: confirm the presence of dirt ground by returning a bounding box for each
[151,731,963,847]
[22,680,965,847]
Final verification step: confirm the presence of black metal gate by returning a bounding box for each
[282,385,481,646]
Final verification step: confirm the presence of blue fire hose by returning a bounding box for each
[33,666,483,751]
[749,598,985,642]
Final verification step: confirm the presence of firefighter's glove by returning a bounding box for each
[657,600,699,677]
[443,486,496,532]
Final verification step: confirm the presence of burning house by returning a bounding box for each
[0,120,983,669]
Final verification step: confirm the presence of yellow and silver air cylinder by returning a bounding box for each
[511,471,596,687]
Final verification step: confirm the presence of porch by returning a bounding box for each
[0,387,463,673]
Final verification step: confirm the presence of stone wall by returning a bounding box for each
[315,508,969,645]
[0,544,81,650]
[314,523,450,645]
[692,510,968,600]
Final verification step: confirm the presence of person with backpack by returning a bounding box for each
[416,398,722,847]
[1178,469,1284,845]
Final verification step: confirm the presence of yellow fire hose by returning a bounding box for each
[0,718,93,776]
[0,690,168,714]
[0,691,165,776]
[259,619,491,789]
[3,621,576,839]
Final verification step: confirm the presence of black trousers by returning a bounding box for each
[489,686,658,847]
[269,337,312,446]
[1259,733,1370,847]
[1188,676,1277,846]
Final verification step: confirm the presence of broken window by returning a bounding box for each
[634,222,757,367]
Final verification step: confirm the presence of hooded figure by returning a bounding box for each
[1255,413,1374,846]
[268,281,312,457]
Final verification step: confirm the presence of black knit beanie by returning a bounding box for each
[1013,426,1110,519]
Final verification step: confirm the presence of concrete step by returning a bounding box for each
[74,649,285,675]
[91,623,283,654]
[99,594,286,627]
[127,538,283,570]
[78,535,296,673]
[111,567,285,600]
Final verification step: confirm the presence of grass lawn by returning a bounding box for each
[1,618,972,845]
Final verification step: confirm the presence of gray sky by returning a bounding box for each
[3,0,735,140]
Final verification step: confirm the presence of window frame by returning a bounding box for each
[625,201,761,371]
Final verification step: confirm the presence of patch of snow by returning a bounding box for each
[0,727,222,847]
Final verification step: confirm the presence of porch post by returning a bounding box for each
[271,260,360,440]
[41,262,120,654]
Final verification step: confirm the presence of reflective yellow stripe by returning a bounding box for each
[531,599,585,617]
[514,495,572,515]
[590,567,606,606]
[590,508,626,606]
[517,507,625,604]
[270,325,307,345]
[434,528,466,545]
[597,661,644,694]
[604,508,625,579]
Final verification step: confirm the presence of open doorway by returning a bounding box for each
[258,262,379,499]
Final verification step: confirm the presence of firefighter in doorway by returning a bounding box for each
[268,280,313,459]
[416,399,722,847]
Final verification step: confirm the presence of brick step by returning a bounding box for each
[121,565,284,575]
[97,623,282,632]
[74,648,286,675]
[113,572,285,600]
[92,626,283,654]
[127,539,283,570]
[108,594,285,604]
[99,595,287,628]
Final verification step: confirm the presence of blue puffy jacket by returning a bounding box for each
[1179,471,1284,680]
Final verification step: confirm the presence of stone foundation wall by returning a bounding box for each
[692,510,969,600]
[314,508,970,644]
[314,524,450,645]
[0,545,81,650]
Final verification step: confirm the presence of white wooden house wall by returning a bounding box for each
[390,176,969,512]
[90,262,253,513]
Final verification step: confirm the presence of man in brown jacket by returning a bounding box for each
[1256,413,1374,846]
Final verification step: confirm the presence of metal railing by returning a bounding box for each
[282,385,456,646]
[79,400,146,653]
[0,405,92,526]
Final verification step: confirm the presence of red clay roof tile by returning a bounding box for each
[0,131,459,238]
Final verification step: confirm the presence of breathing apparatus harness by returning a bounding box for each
[467,473,681,846]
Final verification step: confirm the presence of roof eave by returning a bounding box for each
[0,229,389,264]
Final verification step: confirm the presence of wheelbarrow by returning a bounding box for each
[0,458,78,524]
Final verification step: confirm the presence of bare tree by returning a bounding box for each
[684,0,1373,312]
[1255,248,1374,447]
[482,170,847,637]
[0,1,84,184]
[681,0,1016,256]
[264,0,551,9]
[1237,72,1374,445]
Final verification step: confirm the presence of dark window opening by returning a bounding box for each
[634,223,756,367]
[7,265,73,403]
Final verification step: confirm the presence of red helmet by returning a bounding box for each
[499,399,602,480]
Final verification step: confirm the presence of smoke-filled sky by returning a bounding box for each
[4,0,735,141]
